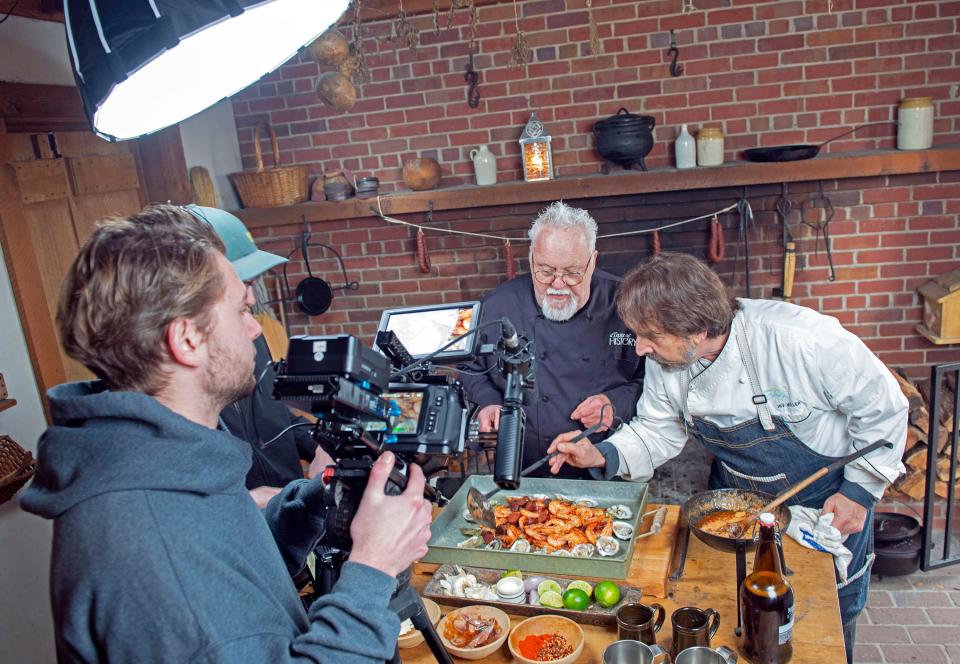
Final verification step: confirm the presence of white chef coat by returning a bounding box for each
[604,299,908,500]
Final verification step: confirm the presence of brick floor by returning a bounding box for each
[856,567,960,663]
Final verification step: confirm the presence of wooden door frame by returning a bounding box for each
[0,83,191,415]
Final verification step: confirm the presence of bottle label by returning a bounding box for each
[779,605,794,645]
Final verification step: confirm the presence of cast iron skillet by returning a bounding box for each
[681,488,792,553]
[742,121,896,163]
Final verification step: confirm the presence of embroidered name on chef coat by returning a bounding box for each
[608,332,636,346]
[766,387,812,422]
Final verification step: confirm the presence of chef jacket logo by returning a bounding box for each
[766,387,811,423]
[608,332,636,346]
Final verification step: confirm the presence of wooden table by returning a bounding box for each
[404,506,846,663]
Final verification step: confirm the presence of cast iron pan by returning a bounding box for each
[681,488,792,553]
[743,121,896,163]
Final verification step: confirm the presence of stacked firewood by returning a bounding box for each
[889,368,960,501]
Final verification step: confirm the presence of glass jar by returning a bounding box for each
[897,97,933,150]
[697,127,724,166]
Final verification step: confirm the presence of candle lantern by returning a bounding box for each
[519,112,554,182]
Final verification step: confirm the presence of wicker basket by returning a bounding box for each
[0,435,36,505]
[230,124,309,208]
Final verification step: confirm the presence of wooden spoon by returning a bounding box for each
[733,439,895,534]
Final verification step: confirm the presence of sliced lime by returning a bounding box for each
[500,569,523,580]
[537,579,562,596]
[539,590,564,608]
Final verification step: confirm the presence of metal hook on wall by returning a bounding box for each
[668,30,684,77]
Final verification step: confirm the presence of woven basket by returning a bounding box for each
[230,124,309,208]
[0,435,36,505]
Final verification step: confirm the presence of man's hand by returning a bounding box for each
[570,394,614,431]
[822,492,868,535]
[248,486,282,509]
[546,431,607,474]
[477,404,501,432]
[307,445,334,479]
[348,452,433,578]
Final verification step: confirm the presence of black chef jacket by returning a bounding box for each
[219,337,319,489]
[460,270,644,479]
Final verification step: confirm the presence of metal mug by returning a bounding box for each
[603,639,669,664]
[616,602,666,646]
[671,606,720,658]
[675,645,739,664]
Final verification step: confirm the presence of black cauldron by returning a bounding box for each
[593,107,656,173]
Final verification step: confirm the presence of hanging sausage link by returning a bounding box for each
[504,239,516,280]
[651,229,661,256]
[708,214,725,263]
[416,227,431,274]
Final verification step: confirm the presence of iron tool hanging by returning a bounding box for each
[465,51,481,108]
[801,182,836,282]
[290,216,359,316]
[776,183,798,301]
[667,30,684,77]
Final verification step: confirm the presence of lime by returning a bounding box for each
[539,590,564,609]
[566,580,593,598]
[500,569,523,580]
[594,581,621,608]
[537,579,562,596]
[562,588,590,611]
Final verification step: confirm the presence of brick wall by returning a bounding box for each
[232,0,960,381]
[230,0,959,189]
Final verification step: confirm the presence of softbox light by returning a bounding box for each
[65,0,349,141]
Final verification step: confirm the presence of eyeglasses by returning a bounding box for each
[532,254,594,286]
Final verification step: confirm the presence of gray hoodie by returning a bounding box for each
[21,381,400,663]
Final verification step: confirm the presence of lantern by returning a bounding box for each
[519,113,553,182]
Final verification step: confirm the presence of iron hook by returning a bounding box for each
[668,30,684,77]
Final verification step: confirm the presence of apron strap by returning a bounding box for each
[733,316,776,431]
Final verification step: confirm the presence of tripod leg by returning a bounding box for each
[390,585,454,664]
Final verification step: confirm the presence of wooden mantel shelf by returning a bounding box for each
[235,146,960,230]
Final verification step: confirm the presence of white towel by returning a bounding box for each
[785,506,853,583]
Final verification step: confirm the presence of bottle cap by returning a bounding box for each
[759,512,776,526]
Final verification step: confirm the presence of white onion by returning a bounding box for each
[523,576,544,593]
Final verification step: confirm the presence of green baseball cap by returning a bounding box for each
[184,205,286,281]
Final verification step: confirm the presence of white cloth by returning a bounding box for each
[785,505,853,583]
[605,299,908,500]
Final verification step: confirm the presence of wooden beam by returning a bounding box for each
[235,145,960,230]
[0,0,63,22]
[0,83,87,133]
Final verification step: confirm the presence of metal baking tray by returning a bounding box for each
[424,476,648,579]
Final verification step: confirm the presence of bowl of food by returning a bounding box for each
[508,614,585,664]
[437,605,510,660]
[397,597,441,649]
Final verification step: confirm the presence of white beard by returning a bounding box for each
[540,288,579,322]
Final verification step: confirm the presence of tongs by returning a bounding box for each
[465,419,604,528]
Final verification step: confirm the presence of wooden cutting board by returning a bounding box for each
[416,503,680,599]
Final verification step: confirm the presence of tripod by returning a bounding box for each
[315,549,453,664]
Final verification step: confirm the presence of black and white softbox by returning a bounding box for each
[64,0,349,141]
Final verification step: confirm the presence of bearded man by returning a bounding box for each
[460,201,645,479]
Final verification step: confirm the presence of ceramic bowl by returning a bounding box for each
[397,597,441,649]
[508,614,585,664]
[436,605,510,660]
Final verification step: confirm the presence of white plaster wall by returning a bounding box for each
[0,16,74,85]
[0,242,55,664]
[179,100,243,210]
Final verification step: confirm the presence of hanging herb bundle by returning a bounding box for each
[508,0,531,68]
[392,0,419,53]
[348,0,371,84]
[587,0,603,55]
[446,0,468,30]
[467,0,479,52]
[433,0,441,36]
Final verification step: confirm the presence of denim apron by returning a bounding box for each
[680,317,874,652]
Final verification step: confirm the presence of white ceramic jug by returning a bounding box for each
[470,144,497,186]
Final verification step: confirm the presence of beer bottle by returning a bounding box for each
[741,512,794,663]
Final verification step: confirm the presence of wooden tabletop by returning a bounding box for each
[405,506,846,663]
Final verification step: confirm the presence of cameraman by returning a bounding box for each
[183,205,333,508]
[21,205,433,663]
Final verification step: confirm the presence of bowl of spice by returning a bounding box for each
[437,605,509,660]
[509,615,584,664]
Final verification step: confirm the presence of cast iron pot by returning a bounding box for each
[681,488,792,553]
[872,512,922,577]
[593,107,656,172]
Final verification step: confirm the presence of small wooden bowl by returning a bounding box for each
[436,605,510,660]
[508,615,585,664]
[397,597,441,649]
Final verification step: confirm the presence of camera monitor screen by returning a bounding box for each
[384,391,423,434]
[376,301,481,362]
